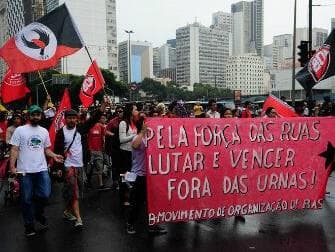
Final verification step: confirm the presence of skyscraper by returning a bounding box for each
[118,40,153,84]
[176,22,230,90]
[153,47,161,77]
[212,11,232,33]
[45,0,118,76]
[231,0,263,56]
[296,28,328,50]
[272,34,292,69]
[160,43,176,70]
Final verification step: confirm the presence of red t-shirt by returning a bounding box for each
[0,121,7,141]
[241,109,252,118]
[88,123,106,151]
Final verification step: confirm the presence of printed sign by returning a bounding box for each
[146,118,334,225]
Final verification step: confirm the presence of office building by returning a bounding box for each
[46,0,118,75]
[272,34,292,69]
[212,11,232,33]
[231,0,263,56]
[153,47,161,77]
[118,40,153,84]
[296,27,328,50]
[176,22,230,90]
[225,54,265,95]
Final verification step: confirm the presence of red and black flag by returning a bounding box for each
[79,60,105,108]
[49,88,71,149]
[296,29,335,92]
[1,69,30,103]
[0,4,83,73]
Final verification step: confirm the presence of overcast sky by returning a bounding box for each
[116,0,335,47]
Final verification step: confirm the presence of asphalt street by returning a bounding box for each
[1,174,335,252]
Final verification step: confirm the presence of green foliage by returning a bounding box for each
[26,68,128,106]
[139,78,232,101]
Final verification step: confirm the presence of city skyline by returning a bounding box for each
[117,0,335,47]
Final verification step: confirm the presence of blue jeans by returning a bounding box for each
[19,170,51,225]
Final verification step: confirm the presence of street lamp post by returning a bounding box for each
[292,0,297,106]
[125,30,134,101]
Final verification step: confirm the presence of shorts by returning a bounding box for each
[90,151,104,175]
[63,167,79,203]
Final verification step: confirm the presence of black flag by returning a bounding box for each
[296,29,335,92]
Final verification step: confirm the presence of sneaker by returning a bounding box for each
[148,226,167,235]
[126,223,136,235]
[63,211,77,221]
[36,215,49,230]
[25,224,36,237]
[74,219,83,229]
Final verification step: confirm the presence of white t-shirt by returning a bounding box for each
[63,127,83,168]
[10,124,51,173]
[206,110,220,118]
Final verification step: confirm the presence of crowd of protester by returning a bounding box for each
[2,94,335,237]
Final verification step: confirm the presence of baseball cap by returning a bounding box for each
[64,109,78,117]
[28,105,43,114]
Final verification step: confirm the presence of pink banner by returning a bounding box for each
[146,117,335,225]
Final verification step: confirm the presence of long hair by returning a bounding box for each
[122,103,134,128]
[135,116,145,133]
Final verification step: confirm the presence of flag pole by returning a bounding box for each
[84,46,107,97]
[37,70,52,101]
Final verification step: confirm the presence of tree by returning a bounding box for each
[26,68,129,107]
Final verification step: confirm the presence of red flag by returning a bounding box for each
[79,60,105,108]
[49,88,71,149]
[262,95,298,117]
[1,69,30,103]
[0,4,83,73]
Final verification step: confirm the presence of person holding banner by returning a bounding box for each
[126,116,167,235]
[264,107,279,118]
[241,101,252,118]
[206,100,220,118]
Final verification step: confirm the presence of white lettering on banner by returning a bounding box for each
[148,198,324,225]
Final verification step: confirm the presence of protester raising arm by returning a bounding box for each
[132,123,147,149]
[79,100,109,135]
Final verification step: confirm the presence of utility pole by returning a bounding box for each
[308,0,313,105]
[292,0,297,106]
[125,30,134,101]
[309,0,313,55]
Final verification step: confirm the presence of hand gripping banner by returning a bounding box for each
[145,117,335,225]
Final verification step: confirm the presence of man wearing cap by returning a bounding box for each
[53,102,107,229]
[9,105,64,237]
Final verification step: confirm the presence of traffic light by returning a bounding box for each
[298,41,309,67]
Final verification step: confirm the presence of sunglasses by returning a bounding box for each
[117,110,123,113]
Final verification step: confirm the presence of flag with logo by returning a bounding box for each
[296,29,335,91]
[262,95,298,117]
[0,4,84,74]
[79,60,105,108]
[1,69,30,103]
[49,88,71,149]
